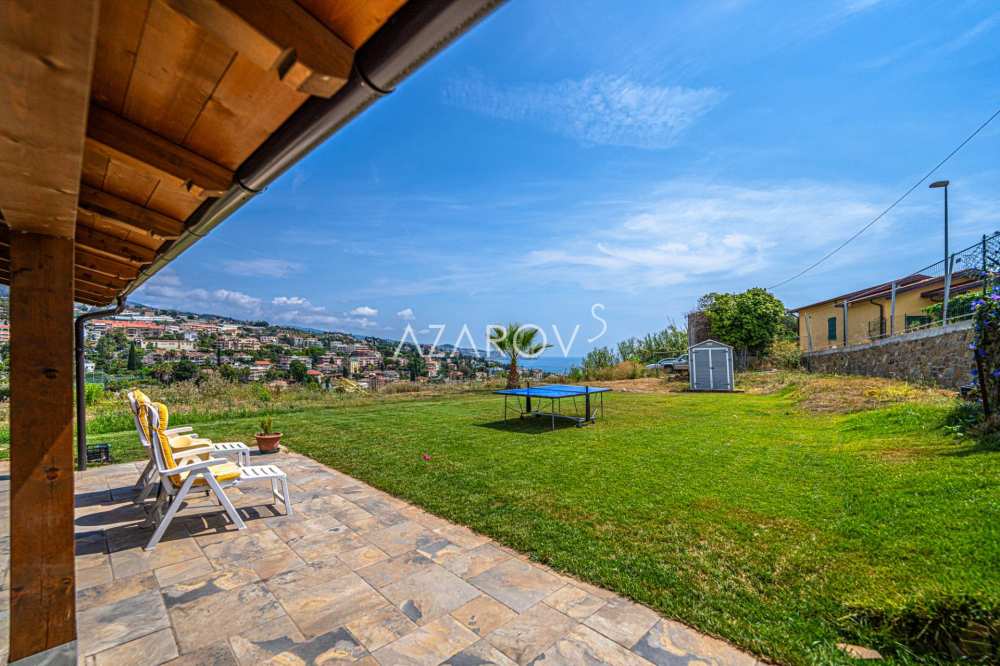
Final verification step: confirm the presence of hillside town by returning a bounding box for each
[68,302,536,391]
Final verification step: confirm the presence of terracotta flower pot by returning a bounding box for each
[255,432,282,454]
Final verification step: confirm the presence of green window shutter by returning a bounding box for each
[827,317,837,340]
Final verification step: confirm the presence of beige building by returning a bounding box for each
[791,271,981,352]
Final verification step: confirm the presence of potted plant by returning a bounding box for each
[255,415,282,453]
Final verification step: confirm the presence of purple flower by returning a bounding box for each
[992,369,1000,379]
[971,368,978,376]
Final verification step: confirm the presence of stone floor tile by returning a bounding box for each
[162,643,239,665]
[109,537,204,579]
[381,565,481,625]
[200,530,289,567]
[414,534,464,563]
[356,551,435,589]
[168,581,286,653]
[77,561,114,590]
[543,584,606,620]
[468,559,564,613]
[250,549,307,581]
[76,572,159,613]
[583,596,660,649]
[92,627,178,666]
[270,514,343,543]
[161,564,259,603]
[444,543,512,580]
[338,544,389,571]
[228,612,369,664]
[451,595,517,638]
[77,590,171,657]
[288,525,368,563]
[440,639,518,666]
[372,615,479,666]
[633,619,758,666]
[154,555,215,588]
[534,624,655,665]
[365,520,436,557]
[344,604,416,652]
[483,603,577,664]
[434,524,490,550]
[267,567,384,638]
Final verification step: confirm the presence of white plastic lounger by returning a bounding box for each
[141,401,292,550]
[128,390,250,504]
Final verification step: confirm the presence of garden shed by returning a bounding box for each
[689,339,735,391]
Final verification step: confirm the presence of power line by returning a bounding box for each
[769,106,1000,290]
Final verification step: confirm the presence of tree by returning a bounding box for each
[582,347,617,371]
[173,359,198,382]
[289,359,308,383]
[126,340,142,371]
[703,288,787,355]
[489,323,551,389]
[408,353,426,381]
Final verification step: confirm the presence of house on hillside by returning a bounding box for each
[791,270,982,352]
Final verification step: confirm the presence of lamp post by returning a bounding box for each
[930,180,950,323]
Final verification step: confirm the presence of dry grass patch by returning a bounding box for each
[740,371,955,413]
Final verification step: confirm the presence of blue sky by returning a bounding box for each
[135,0,1000,355]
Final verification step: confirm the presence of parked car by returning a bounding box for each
[665,354,689,372]
[646,356,678,370]
[645,354,689,372]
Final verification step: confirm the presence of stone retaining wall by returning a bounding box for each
[803,320,974,389]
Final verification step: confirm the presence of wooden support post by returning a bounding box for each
[8,233,77,661]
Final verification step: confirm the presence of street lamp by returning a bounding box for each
[930,180,950,323]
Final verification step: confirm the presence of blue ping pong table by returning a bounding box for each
[494,383,611,429]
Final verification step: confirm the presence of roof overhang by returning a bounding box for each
[1,0,503,306]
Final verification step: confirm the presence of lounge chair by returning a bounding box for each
[141,400,292,550]
[128,389,250,503]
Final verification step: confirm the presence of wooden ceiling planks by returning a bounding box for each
[184,54,309,170]
[91,0,150,114]
[1,0,413,305]
[122,0,236,146]
[296,0,408,50]
[163,0,354,98]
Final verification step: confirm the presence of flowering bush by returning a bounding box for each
[970,285,1000,425]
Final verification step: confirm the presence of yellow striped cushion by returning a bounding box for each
[152,402,238,487]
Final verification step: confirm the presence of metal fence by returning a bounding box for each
[853,230,1000,344]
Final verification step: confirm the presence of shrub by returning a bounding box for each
[84,383,104,406]
[765,339,801,370]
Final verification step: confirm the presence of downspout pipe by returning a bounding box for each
[868,299,884,338]
[75,296,126,471]
[126,0,505,295]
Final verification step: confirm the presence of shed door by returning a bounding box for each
[709,349,731,391]
[692,348,712,389]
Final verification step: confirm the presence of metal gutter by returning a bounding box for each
[126,0,505,296]
[75,296,126,470]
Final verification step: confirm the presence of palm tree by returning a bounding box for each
[489,323,550,389]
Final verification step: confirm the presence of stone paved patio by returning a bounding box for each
[0,452,762,665]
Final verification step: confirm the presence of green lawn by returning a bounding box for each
[92,387,1000,664]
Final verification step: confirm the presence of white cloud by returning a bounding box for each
[445,73,724,150]
[520,179,897,291]
[222,258,301,278]
[396,307,415,320]
[350,306,378,317]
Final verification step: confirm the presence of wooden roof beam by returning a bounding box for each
[78,185,185,240]
[0,0,99,238]
[86,104,234,197]
[75,225,157,265]
[75,248,142,281]
[0,237,137,282]
[163,0,354,98]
